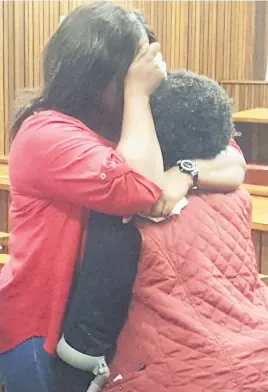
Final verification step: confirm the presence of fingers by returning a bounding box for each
[154,52,162,63]
[134,42,166,80]
[160,61,167,77]
[135,42,161,61]
[149,193,181,218]
[149,194,165,217]
[122,216,132,224]
[146,42,161,58]
[161,200,175,217]
[135,42,150,60]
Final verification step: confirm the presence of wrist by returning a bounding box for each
[176,159,199,189]
[182,171,194,189]
[124,89,150,103]
[168,166,193,190]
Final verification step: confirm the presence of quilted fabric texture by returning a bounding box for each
[104,189,268,392]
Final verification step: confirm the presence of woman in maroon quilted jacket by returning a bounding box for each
[56,70,267,392]
[100,72,268,392]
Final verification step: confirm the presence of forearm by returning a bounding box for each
[117,94,164,188]
[195,146,246,192]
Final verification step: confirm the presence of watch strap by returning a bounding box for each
[177,160,199,189]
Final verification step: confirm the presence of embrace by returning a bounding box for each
[1,3,267,392]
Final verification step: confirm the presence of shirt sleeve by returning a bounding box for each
[10,115,161,216]
[228,138,242,154]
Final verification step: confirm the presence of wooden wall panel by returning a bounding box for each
[0,0,265,156]
[220,81,268,112]
[260,232,268,275]
[117,0,256,81]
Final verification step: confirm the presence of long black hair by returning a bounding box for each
[11,2,147,141]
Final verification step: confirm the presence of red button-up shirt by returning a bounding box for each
[0,110,161,354]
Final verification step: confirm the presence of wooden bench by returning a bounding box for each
[241,185,268,231]
[233,108,268,163]
[0,232,9,239]
[259,274,268,285]
[250,196,268,232]
[242,190,268,273]
[244,164,268,187]
[0,175,9,191]
[0,232,9,251]
[0,253,9,267]
[0,156,9,191]
[243,184,268,197]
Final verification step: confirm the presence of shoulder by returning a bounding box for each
[14,110,109,145]
[10,110,113,163]
[14,110,98,143]
[9,110,113,187]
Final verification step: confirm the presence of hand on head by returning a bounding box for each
[125,42,167,98]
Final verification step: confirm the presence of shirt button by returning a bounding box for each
[100,173,107,180]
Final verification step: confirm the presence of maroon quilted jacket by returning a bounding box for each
[105,189,268,392]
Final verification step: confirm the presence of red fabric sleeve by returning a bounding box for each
[228,138,242,154]
[10,112,161,215]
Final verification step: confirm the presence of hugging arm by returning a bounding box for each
[149,141,246,217]
[196,142,246,192]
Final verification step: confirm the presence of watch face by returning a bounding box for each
[181,160,195,172]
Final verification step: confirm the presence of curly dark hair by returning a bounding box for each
[150,70,234,169]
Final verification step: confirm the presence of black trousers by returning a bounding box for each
[53,212,141,391]
[63,211,141,360]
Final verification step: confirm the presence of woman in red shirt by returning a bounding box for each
[0,3,245,392]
